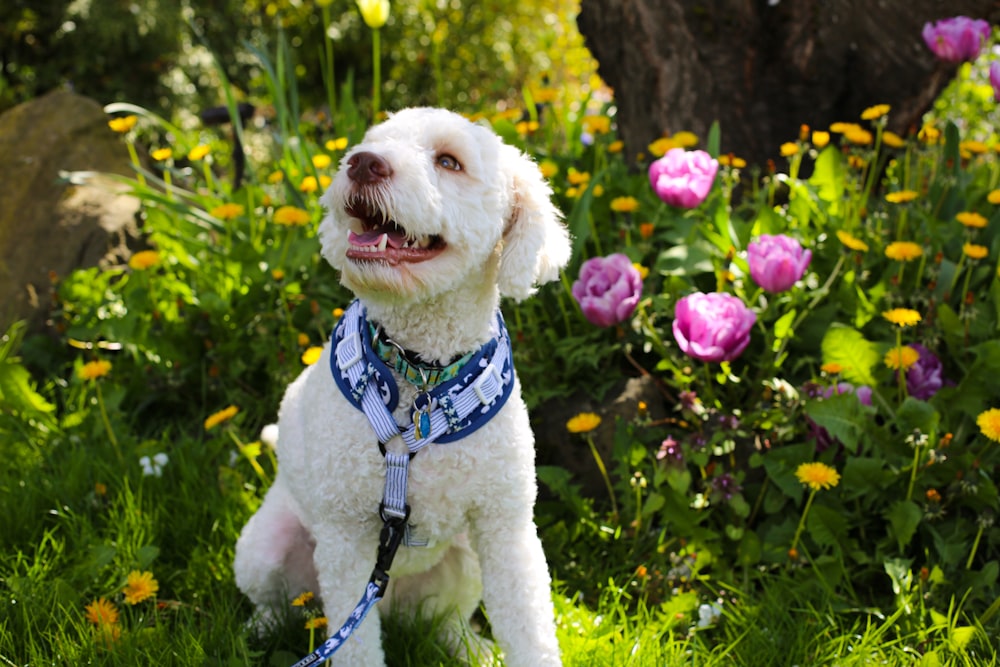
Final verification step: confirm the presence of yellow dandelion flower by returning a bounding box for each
[811,131,830,149]
[960,140,988,155]
[861,104,890,120]
[780,142,800,157]
[836,230,869,252]
[988,190,1000,205]
[648,137,678,157]
[85,598,120,626]
[882,308,922,327]
[882,131,906,149]
[829,121,860,134]
[312,154,332,169]
[539,160,559,179]
[151,147,173,161]
[567,168,590,186]
[718,154,747,168]
[918,124,940,144]
[977,408,1000,443]
[187,144,211,161]
[128,250,160,270]
[820,362,844,374]
[301,346,324,366]
[956,211,987,228]
[567,412,602,434]
[672,131,699,148]
[633,263,649,280]
[210,203,245,220]
[107,115,137,133]
[271,269,285,281]
[292,591,315,607]
[297,333,310,347]
[204,405,239,430]
[95,482,107,496]
[78,360,112,381]
[299,176,319,193]
[565,187,579,198]
[847,155,867,169]
[884,241,923,261]
[608,140,624,154]
[274,206,311,226]
[532,88,558,104]
[333,307,345,318]
[326,137,349,151]
[123,570,159,605]
[305,616,329,631]
[581,115,611,135]
[516,120,540,136]
[267,170,285,184]
[610,196,640,213]
[795,462,840,491]
[592,184,605,197]
[963,243,988,260]
[884,345,920,371]
[845,127,874,145]
[885,190,918,204]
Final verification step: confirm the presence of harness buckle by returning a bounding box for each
[472,362,503,405]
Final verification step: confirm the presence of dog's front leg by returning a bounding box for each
[471,510,561,667]
[310,524,387,667]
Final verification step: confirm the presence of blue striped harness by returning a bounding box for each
[291,299,514,666]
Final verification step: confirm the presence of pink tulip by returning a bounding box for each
[991,61,1000,101]
[922,16,990,63]
[747,234,812,293]
[649,148,718,209]
[571,253,643,327]
[672,292,756,363]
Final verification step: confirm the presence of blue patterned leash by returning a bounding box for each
[289,510,407,667]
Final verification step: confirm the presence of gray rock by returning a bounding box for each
[0,88,141,332]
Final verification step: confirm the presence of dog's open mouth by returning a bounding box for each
[345,200,446,264]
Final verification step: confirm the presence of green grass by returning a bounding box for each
[1,417,995,665]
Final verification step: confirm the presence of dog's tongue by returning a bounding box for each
[349,224,407,249]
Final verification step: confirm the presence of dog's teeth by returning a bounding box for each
[377,234,388,252]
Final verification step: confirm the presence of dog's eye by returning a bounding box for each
[437,154,462,171]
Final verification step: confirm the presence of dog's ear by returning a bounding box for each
[498,146,571,301]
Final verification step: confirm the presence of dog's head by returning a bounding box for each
[319,107,570,305]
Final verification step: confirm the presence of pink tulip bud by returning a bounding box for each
[648,148,718,209]
[672,292,756,363]
[922,16,990,63]
[747,234,812,293]
[571,253,643,327]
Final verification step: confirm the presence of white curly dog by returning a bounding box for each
[234,107,570,666]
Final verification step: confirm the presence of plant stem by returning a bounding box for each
[586,435,619,522]
[966,523,984,570]
[905,438,922,502]
[95,383,121,464]
[789,488,817,558]
[372,28,382,118]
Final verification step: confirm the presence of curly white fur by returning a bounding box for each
[234,108,570,666]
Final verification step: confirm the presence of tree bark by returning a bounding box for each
[577,0,1000,167]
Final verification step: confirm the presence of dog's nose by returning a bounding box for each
[347,151,393,184]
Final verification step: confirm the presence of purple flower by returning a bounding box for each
[656,436,684,464]
[747,234,812,293]
[922,16,991,63]
[904,344,944,400]
[672,292,756,363]
[710,473,742,501]
[649,148,719,208]
[991,61,1000,102]
[571,253,643,327]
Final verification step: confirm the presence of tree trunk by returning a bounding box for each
[577,0,1000,167]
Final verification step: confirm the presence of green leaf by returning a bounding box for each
[807,504,849,550]
[820,324,879,386]
[841,457,891,501]
[0,363,54,414]
[804,392,867,453]
[886,500,922,551]
[809,146,847,212]
[773,309,796,342]
[895,398,939,435]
